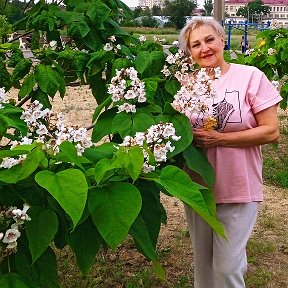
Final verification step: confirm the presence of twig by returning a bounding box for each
[8,30,34,43]
[16,95,31,107]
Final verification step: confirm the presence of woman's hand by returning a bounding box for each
[193,129,222,148]
[193,105,280,149]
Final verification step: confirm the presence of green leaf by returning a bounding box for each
[156,113,192,157]
[87,50,114,76]
[266,55,277,65]
[0,148,45,184]
[111,58,132,75]
[18,74,36,99]
[143,80,158,102]
[137,181,164,248]
[134,51,166,78]
[164,79,181,96]
[111,112,132,137]
[83,142,117,164]
[92,107,117,142]
[67,217,102,276]
[0,273,33,288]
[16,245,59,288]
[152,165,225,237]
[115,146,144,181]
[12,59,33,83]
[77,19,91,38]
[129,215,157,261]
[132,112,155,135]
[94,158,122,184]
[87,0,111,23]
[183,144,215,188]
[34,65,61,97]
[83,29,103,51]
[0,104,27,135]
[57,141,91,169]
[88,182,142,249]
[35,169,88,227]
[0,149,28,160]
[25,207,58,264]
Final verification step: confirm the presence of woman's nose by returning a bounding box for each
[201,43,209,52]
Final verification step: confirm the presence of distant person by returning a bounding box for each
[241,35,250,53]
[224,40,228,50]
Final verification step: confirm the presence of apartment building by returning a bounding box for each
[139,0,197,10]
[225,0,288,26]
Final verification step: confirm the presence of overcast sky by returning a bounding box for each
[122,0,205,8]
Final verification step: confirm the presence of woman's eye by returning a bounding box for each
[192,43,200,48]
[207,38,214,43]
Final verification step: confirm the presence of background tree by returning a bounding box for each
[141,16,159,27]
[163,0,196,29]
[0,15,12,43]
[236,0,270,22]
[0,0,29,24]
[133,6,143,18]
[203,0,213,16]
[152,5,162,16]
[141,6,152,17]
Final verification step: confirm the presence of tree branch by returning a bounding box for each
[16,95,31,107]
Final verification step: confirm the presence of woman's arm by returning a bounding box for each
[193,105,280,148]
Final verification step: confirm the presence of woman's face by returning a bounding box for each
[188,25,225,69]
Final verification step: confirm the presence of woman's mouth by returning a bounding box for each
[202,54,213,59]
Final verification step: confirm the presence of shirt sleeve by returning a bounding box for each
[249,70,282,114]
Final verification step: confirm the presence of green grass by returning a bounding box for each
[122,26,261,49]
[263,115,288,188]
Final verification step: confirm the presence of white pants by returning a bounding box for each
[184,202,259,288]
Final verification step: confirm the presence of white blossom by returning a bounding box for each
[108,67,146,113]
[103,43,113,51]
[0,87,8,104]
[272,80,279,89]
[108,35,116,42]
[118,123,181,173]
[267,48,277,55]
[172,67,221,129]
[2,229,21,244]
[139,35,146,43]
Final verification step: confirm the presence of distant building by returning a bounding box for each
[225,0,288,27]
[138,0,198,10]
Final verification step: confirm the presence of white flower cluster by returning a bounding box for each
[108,67,146,113]
[21,101,93,155]
[161,50,194,82]
[119,123,181,173]
[267,48,277,56]
[0,101,93,169]
[269,19,282,30]
[172,67,221,117]
[0,204,31,255]
[0,87,8,110]
[272,80,280,90]
[139,35,146,43]
[245,48,255,56]
[151,36,167,44]
[103,35,121,53]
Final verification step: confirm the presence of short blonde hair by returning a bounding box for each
[178,19,226,54]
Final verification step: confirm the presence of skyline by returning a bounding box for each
[121,0,205,8]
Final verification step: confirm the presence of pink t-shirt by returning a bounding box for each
[188,63,282,203]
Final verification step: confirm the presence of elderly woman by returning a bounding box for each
[178,19,282,288]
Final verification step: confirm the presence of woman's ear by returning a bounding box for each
[221,37,225,46]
